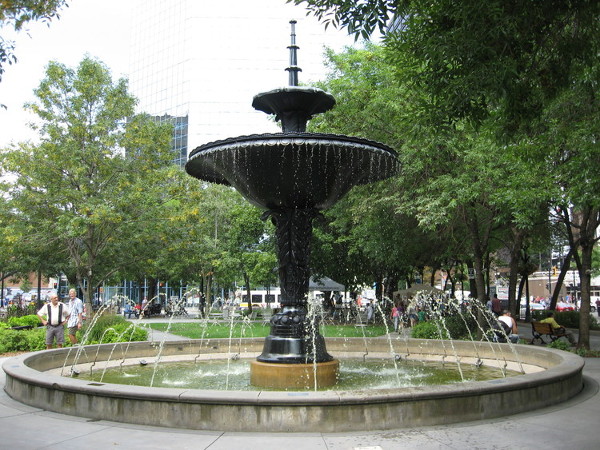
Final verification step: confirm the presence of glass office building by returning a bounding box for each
[128,0,355,165]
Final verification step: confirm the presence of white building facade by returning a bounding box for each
[128,0,356,165]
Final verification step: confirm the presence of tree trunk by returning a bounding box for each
[507,227,526,316]
[577,207,599,349]
[551,248,573,306]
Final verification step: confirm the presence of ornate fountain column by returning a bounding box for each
[256,207,333,364]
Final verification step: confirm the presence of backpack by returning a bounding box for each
[499,319,512,335]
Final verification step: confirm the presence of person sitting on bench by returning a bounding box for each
[497,310,519,343]
[540,312,576,345]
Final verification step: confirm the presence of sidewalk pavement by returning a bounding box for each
[1,319,600,449]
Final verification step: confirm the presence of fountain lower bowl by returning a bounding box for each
[2,337,584,432]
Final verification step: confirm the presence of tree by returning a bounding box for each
[292,0,600,132]
[0,0,68,87]
[1,56,173,314]
[310,44,550,312]
[219,200,276,312]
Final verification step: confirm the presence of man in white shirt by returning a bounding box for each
[66,288,84,345]
[498,310,519,343]
[37,294,70,349]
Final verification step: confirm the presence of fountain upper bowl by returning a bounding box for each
[185,132,399,210]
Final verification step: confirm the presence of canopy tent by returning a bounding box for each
[309,277,345,292]
[393,284,445,301]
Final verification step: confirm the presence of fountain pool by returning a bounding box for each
[3,337,584,432]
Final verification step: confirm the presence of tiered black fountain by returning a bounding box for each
[185,21,398,388]
[3,21,585,432]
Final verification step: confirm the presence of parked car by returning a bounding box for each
[519,301,546,318]
[577,299,597,313]
[555,302,575,312]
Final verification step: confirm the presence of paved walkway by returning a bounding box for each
[1,318,600,449]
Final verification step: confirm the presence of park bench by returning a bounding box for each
[530,321,567,345]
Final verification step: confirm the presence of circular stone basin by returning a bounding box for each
[2,337,584,432]
[185,133,399,210]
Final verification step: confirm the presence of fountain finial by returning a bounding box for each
[252,20,335,132]
[286,20,301,86]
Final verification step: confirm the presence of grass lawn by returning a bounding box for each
[145,322,390,339]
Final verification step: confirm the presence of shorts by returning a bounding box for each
[46,325,65,345]
[68,326,79,336]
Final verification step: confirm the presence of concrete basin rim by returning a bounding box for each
[2,338,584,407]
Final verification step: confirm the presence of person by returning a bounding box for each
[366,302,374,324]
[540,312,576,345]
[491,294,502,316]
[417,307,427,323]
[391,304,400,332]
[66,289,84,345]
[498,310,519,343]
[141,297,148,317]
[407,303,418,327]
[37,294,69,349]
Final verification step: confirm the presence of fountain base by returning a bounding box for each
[250,359,339,389]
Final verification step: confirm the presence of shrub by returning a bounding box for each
[7,315,42,328]
[0,327,45,353]
[85,314,147,344]
[554,311,579,328]
[411,321,448,339]
[548,339,571,352]
[443,314,478,340]
[531,310,547,321]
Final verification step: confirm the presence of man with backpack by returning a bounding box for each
[37,294,70,349]
[497,310,519,343]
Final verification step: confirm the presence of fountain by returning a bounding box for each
[2,22,585,432]
[185,20,398,389]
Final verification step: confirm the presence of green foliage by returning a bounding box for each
[576,348,600,358]
[0,327,46,353]
[0,0,67,84]
[1,56,174,307]
[548,339,571,352]
[411,314,478,340]
[531,310,548,321]
[86,324,147,344]
[295,0,600,132]
[411,321,447,339]
[442,314,479,340]
[553,311,581,329]
[85,314,147,344]
[7,314,41,328]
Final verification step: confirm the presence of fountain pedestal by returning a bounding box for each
[250,359,339,389]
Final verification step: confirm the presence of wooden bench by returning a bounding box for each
[530,321,567,345]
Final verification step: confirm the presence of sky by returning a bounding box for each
[0,0,358,148]
[0,0,134,146]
